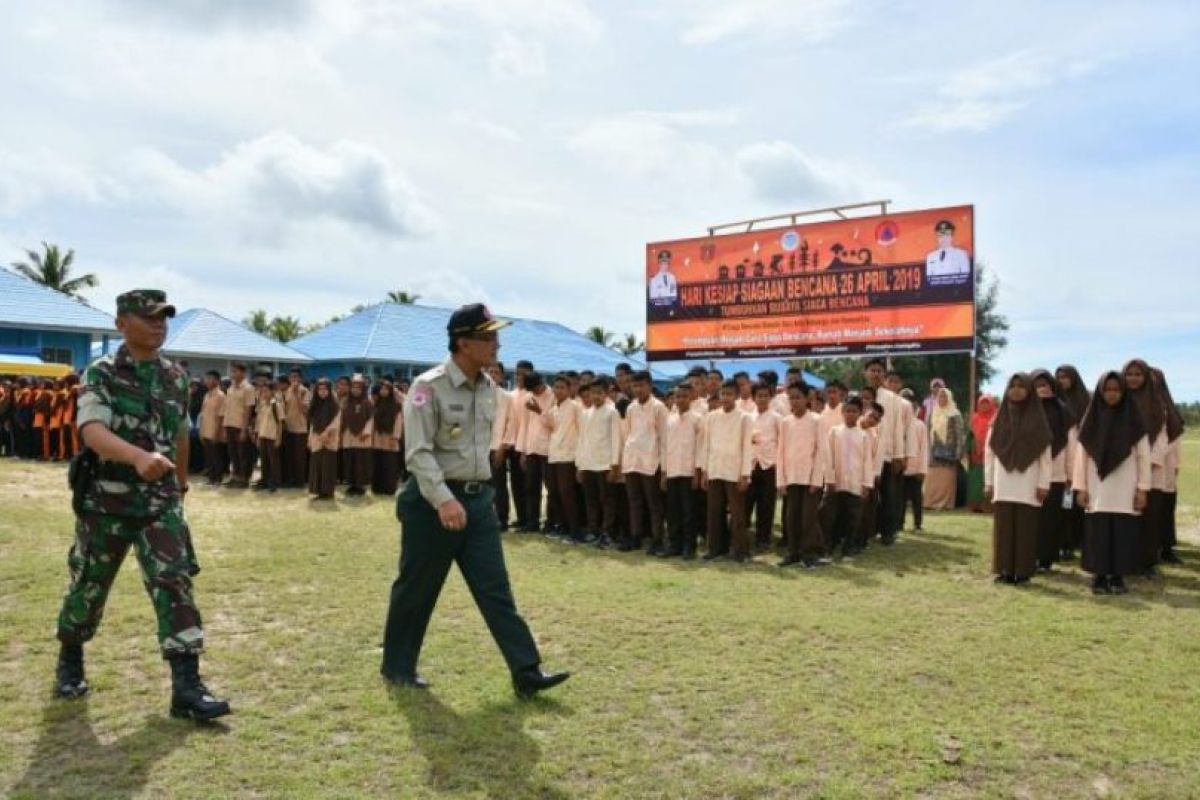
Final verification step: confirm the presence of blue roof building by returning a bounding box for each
[91,308,311,376]
[0,267,116,371]
[290,303,666,382]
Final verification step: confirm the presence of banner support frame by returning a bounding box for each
[707,200,892,237]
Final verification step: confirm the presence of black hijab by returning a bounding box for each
[1054,364,1090,423]
[1078,370,1146,479]
[1150,367,1184,444]
[1030,368,1072,458]
[989,372,1052,472]
[308,379,339,433]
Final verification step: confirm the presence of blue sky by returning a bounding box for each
[1,0,1197,397]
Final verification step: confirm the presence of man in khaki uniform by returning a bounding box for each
[282,367,311,487]
[223,362,256,488]
[380,304,570,699]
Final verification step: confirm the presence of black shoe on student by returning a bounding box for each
[804,557,830,569]
[1110,576,1128,594]
[168,654,230,722]
[1142,566,1158,578]
[1161,549,1182,565]
[512,666,570,700]
[596,535,614,550]
[55,643,88,699]
[382,671,430,690]
[681,548,696,561]
[881,535,895,546]
[251,482,267,491]
[1036,560,1052,573]
[1091,576,1109,595]
[616,540,638,552]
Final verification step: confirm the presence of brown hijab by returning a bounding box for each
[341,378,373,436]
[373,381,400,434]
[989,372,1052,472]
[1123,358,1164,441]
[307,379,339,433]
[1054,364,1090,422]
[1078,370,1146,479]
[1030,368,1073,457]
[1151,367,1185,443]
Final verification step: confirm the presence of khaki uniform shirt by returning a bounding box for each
[200,388,225,441]
[223,380,255,430]
[283,384,311,434]
[405,358,497,508]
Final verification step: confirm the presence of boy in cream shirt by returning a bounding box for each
[699,380,755,563]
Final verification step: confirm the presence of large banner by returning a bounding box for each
[644,205,975,361]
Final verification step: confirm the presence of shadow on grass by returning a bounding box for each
[395,690,572,799]
[1023,564,1200,610]
[7,698,223,799]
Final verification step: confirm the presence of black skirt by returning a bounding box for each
[1036,483,1066,565]
[993,501,1040,578]
[1082,512,1141,577]
[372,448,400,495]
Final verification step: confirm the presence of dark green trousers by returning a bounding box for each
[381,479,540,680]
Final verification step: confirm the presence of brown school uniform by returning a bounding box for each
[282,383,311,488]
[200,387,226,484]
[223,380,256,483]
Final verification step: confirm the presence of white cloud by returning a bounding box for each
[899,49,1102,134]
[125,132,437,245]
[678,0,855,46]
[567,110,735,183]
[490,32,547,78]
[0,148,112,215]
[107,0,314,30]
[451,112,522,143]
[733,140,842,204]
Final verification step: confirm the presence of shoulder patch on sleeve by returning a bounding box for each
[410,385,433,408]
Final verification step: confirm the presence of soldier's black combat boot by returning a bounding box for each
[55,643,89,699]
[168,653,231,721]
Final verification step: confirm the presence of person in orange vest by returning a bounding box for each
[59,375,81,460]
[15,379,35,458]
[0,379,13,457]
[33,379,54,460]
[47,378,66,461]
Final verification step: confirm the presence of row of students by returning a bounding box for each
[195,366,405,499]
[489,358,920,567]
[0,376,81,461]
[986,361,1184,594]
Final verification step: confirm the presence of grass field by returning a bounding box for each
[2,435,1199,799]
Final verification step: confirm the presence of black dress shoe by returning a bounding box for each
[1161,549,1182,565]
[512,667,570,700]
[1110,576,1128,595]
[55,644,88,699]
[1091,576,1109,595]
[382,671,430,690]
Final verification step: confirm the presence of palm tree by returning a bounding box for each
[10,242,98,298]
[386,290,421,304]
[585,326,615,348]
[242,309,270,334]
[617,333,644,356]
[268,316,303,343]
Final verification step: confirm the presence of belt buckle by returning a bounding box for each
[463,481,484,495]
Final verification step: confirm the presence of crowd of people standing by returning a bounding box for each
[1,354,1185,594]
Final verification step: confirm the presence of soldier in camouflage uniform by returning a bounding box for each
[54,289,230,721]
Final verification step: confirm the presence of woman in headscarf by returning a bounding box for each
[307,378,341,500]
[923,387,965,510]
[1055,365,1090,558]
[371,380,403,495]
[985,373,1053,585]
[1152,368,1185,564]
[1073,370,1151,594]
[1031,369,1076,571]
[1123,358,1167,574]
[920,377,946,422]
[966,394,997,512]
[340,374,375,496]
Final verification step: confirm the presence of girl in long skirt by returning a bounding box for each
[340,375,374,496]
[307,379,341,500]
[1152,368,1185,564]
[1073,371,1151,595]
[1055,365,1090,559]
[924,387,965,510]
[1031,369,1076,571]
[1123,358,1168,574]
[986,374,1053,585]
[371,380,403,495]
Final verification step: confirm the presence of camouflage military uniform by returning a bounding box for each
[56,330,203,657]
